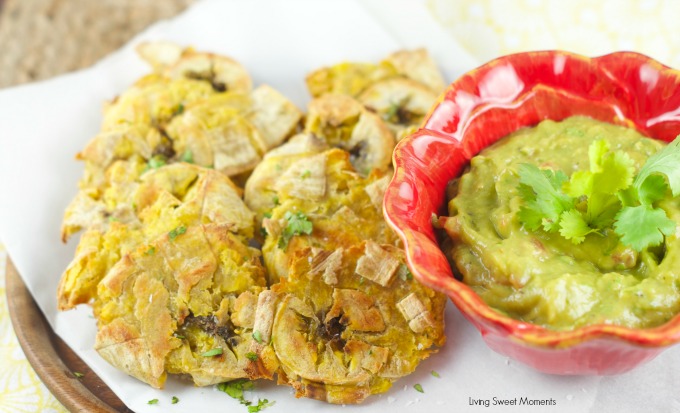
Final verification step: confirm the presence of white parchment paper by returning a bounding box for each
[0,0,678,412]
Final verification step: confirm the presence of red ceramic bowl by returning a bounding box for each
[384,50,680,375]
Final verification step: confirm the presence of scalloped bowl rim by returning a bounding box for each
[384,50,680,350]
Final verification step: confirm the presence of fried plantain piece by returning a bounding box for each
[245,243,446,404]
[58,164,255,310]
[304,94,394,174]
[94,223,267,388]
[137,41,253,94]
[306,49,444,143]
[257,148,398,283]
[358,77,438,141]
[306,48,445,98]
[244,133,329,222]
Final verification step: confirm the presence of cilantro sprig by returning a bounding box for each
[277,211,313,250]
[518,136,680,251]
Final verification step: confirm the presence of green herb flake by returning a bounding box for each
[176,103,185,115]
[180,150,194,164]
[246,352,258,361]
[248,399,275,413]
[397,264,413,281]
[145,246,156,256]
[301,170,311,179]
[168,225,187,241]
[171,396,179,404]
[253,330,263,343]
[217,379,256,406]
[173,333,185,339]
[272,195,279,206]
[277,211,313,250]
[202,348,223,357]
[147,155,167,170]
[73,371,84,378]
[431,370,441,378]
[148,399,159,405]
[414,383,424,393]
[263,212,272,219]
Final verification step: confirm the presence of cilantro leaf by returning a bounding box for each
[559,209,595,244]
[414,383,424,393]
[614,205,676,251]
[171,396,179,404]
[634,135,680,197]
[591,150,635,195]
[586,193,621,229]
[637,174,668,205]
[589,138,610,173]
[564,170,592,198]
[518,163,573,232]
[277,211,313,250]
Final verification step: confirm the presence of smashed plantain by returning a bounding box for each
[245,243,446,404]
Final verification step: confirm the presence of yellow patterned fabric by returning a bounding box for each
[0,245,67,412]
[427,0,680,68]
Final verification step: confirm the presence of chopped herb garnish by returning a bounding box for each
[301,170,311,179]
[145,246,155,256]
[147,155,167,170]
[246,352,258,361]
[263,212,272,219]
[272,195,279,206]
[73,371,84,378]
[252,331,263,343]
[277,211,313,250]
[108,216,118,223]
[260,227,268,237]
[171,396,179,404]
[180,150,194,164]
[248,399,275,412]
[173,333,185,339]
[414,383,424,393]
[176,103,185,114]
[217,379,256,406]
[397,264,413,281]
[168,225,187,241]
[202,348,223,357]
[148,399,159,405]
[431,370,440,378]
[518,135,680,251]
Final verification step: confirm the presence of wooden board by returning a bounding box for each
[5,258,132,413]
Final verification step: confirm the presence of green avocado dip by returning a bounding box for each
[444,116,680,330]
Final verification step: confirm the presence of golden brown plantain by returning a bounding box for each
[245,242,446,404]
[94,223,266,388]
